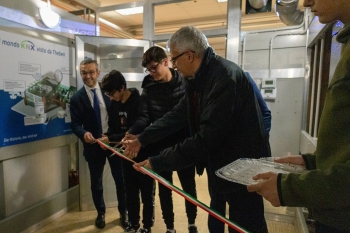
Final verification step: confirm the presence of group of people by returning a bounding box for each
[70,0,350,232]
[70,47,200,233]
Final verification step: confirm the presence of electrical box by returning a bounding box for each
[261,78,277,100]
[261,78,276,89]
[261,88,277,99]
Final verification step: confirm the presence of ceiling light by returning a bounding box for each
[217,0,227,2]
[115,6,143,15]
[38,0,61,28]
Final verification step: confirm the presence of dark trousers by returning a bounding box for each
[208,181,268,233]
[87,150,126,216]
[123,160,155,229]
[158,165,197,229]
[315,221,350,233]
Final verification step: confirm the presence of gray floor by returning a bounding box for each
[32,171,297,233]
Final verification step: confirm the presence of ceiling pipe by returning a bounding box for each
[275,0,304,26]
[248,0,268,10]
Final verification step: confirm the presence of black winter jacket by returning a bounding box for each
[128,69,190,155]
[139,47,270,193]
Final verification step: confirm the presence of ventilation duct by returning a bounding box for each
[248,0,268,10]
[275,0,304,26]
[246,0,272,14]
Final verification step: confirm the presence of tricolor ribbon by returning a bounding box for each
[97,140,249,233]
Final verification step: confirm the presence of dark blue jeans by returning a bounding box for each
[208,182,268,233]
[88,149,126,216]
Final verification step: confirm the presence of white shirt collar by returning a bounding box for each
[84,83,100,92]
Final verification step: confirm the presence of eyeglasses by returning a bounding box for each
[80,70,96,77]
[170,50,195,64]
[104,90,116,97]
[170,52,186,64]
[145,61,161,74]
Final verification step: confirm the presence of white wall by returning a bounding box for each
[240,26,307,157]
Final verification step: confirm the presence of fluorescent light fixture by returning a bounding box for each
[217,0,227,2]
[115,6,143,15]
[38,0,61,28]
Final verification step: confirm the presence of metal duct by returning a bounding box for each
[248,0,268,10]
[275,0,304,26]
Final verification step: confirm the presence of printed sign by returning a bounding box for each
[0,30,76,147]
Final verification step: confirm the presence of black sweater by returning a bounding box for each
[106,88,140,143]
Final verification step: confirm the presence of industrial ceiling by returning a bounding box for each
[49,0,306,55]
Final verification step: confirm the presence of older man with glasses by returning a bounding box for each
[69,59,127,229]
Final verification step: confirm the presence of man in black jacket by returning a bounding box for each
[123,26,269,233]
[125,46,198,233]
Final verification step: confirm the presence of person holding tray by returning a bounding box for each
[247,0,350,232]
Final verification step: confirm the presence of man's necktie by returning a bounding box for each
[91,88,102,135]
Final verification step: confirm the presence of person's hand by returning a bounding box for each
[97,135,109,150]
[123,132,139,141]
[247,172,281,207]
[133,159,152,173]
[275,155,305,166]
[84,132,95,144]
[121,138,141,159]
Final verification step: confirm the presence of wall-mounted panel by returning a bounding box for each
[266,78,304,157]
[0,26,75,147]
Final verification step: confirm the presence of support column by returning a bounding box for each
[226,0,241,63]
[143,0,154,42]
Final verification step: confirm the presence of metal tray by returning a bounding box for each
[215,158,306,186]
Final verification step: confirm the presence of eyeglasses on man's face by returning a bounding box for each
[104,90,117,97]
[170,50,196,65]
[170,51,187,64]
[145,61,162,74]
[80,70,96,77]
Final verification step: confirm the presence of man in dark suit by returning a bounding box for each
[69,59,127,229]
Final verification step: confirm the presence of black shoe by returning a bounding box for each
[139,228,151,233]
[124,223,140,233]
[189,225,198,233]
[120,213,129,228]
[95,214,105,229]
